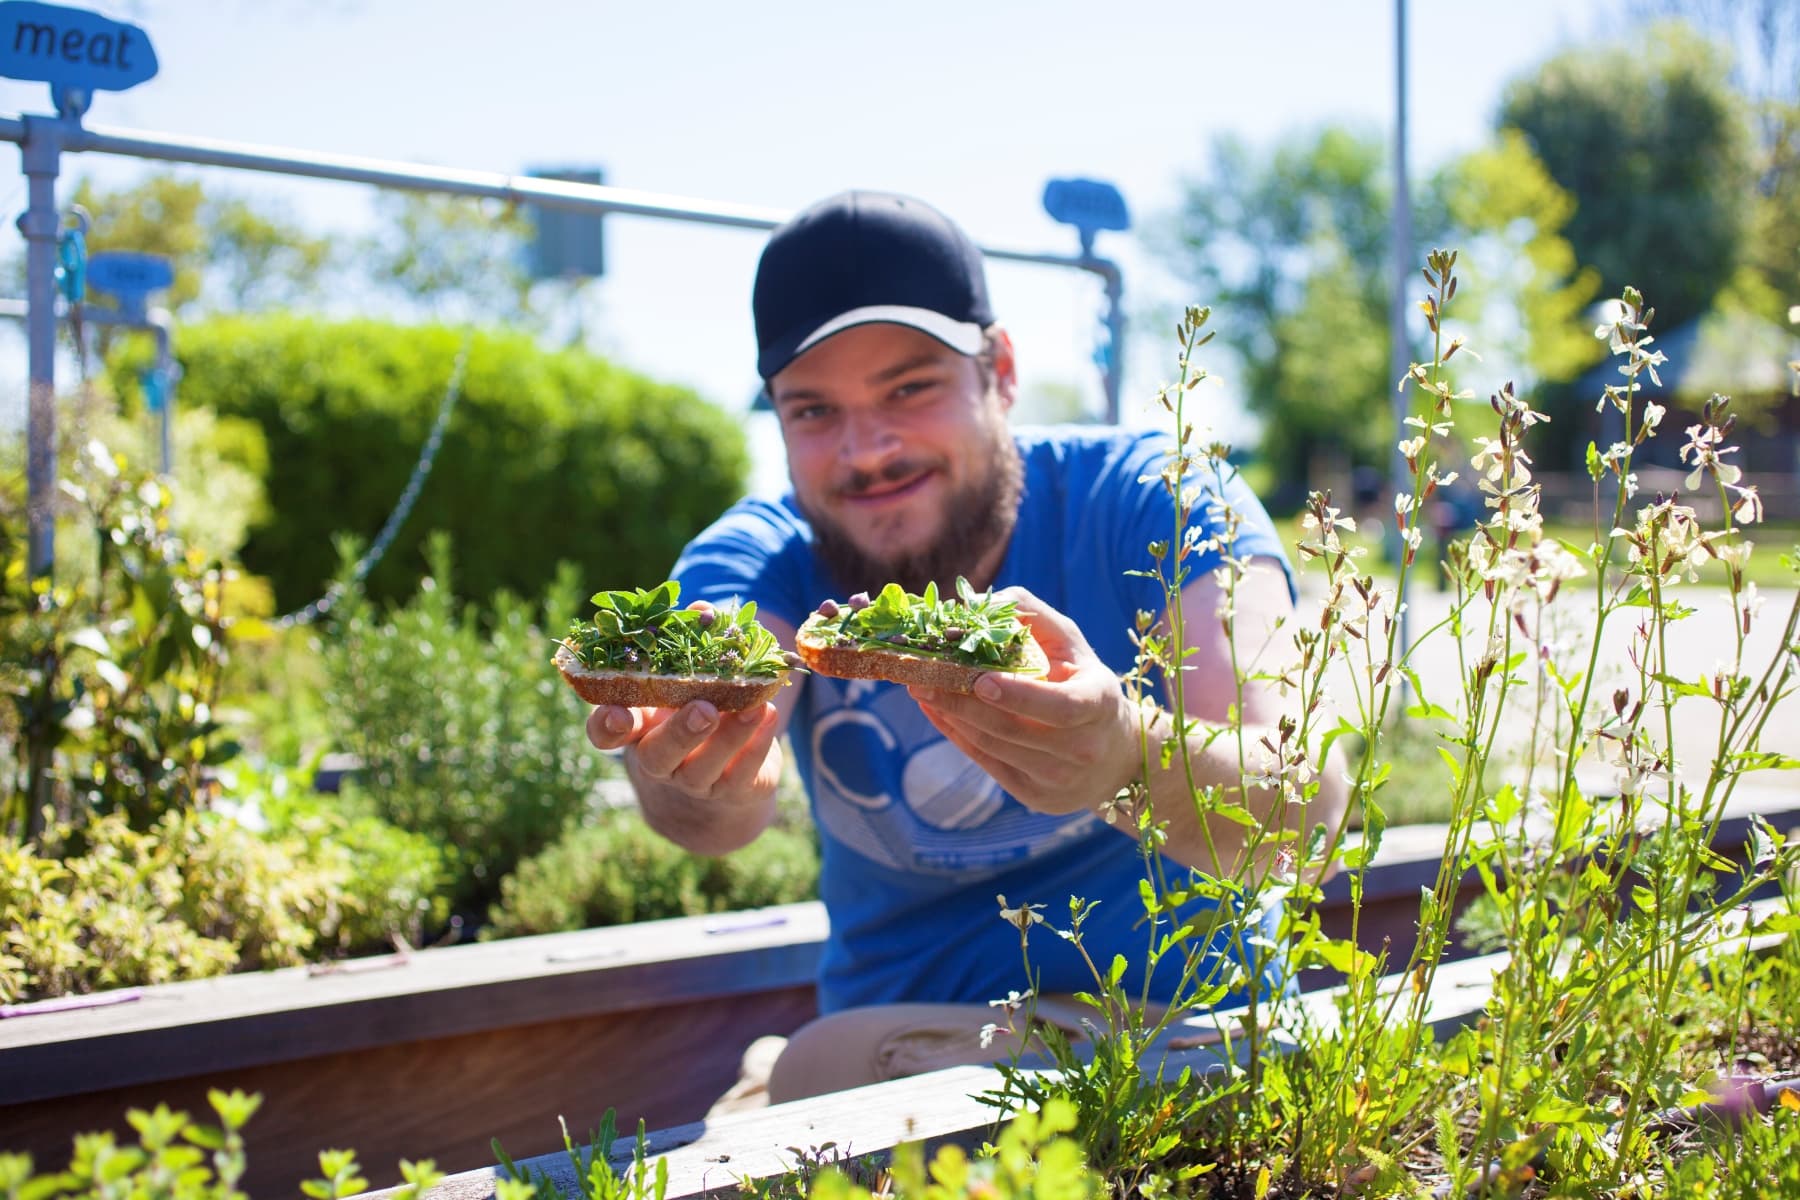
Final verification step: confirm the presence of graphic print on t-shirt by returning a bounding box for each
[807,674,1097,875]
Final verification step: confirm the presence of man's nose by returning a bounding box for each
[838,411,900,470]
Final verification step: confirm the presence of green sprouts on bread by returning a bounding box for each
[806,577,1036,671]
[563,581,794,678]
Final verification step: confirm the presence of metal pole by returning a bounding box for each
[148,310,174,475]
[1092,259,1126,424]
[16,115,65,580]
[1388,0,1414,674]
[0,114,1114,276]
[68,304,177,474]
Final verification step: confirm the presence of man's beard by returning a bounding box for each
[802,432,1025,597]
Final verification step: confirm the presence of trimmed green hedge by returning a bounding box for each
[134,316,749,610]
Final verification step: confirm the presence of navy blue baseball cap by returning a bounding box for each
[753,190,995,382]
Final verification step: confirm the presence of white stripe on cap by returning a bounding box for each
[795,305,985,357]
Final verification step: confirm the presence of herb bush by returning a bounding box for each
[484,806,819,937]
[121,315,750,612]
[0,439,445,1003]
[0,1090,446,1200]
[966,263,1800,1196]
[316,533,615,916]
[0,797,444,1004]
[0,440,239,842]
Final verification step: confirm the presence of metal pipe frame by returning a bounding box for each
[2,110,1127,578]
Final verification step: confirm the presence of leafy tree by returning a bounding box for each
[1436,131,1605,398]
[360,192,540,327]
[1162,126,1593,500]
[1499,22,1757,336]
[68,173,336,316]
[1163,127,1397,501]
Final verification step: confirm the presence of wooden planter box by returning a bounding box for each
[0,906,824,1195]
[373,951,1514,1200]
[382,894,1796,1200]
[4,781,1792,1194]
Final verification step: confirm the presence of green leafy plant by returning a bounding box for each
[483,808,817,937]
[122,315,749,612]
[968,257,1800,1197]
[0,439,240,843]
[563,582,792,678]
[493,1110,667,1200]
[0,1090,444,1200]
[805,1098,1103,1200]
[0,796,444,1004]
[317,533,615,916]
[801,578,1036,670]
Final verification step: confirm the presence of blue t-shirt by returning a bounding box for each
[673,426,1293,1013]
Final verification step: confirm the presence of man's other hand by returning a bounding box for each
[907,586,1140,817]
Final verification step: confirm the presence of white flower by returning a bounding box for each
[1470,437,1503,479]
[1678,422,1742,490]
[997,895,1046,932]
[1715,540,1753,572]
[1642,402,1665,433]
[1398,435,1426,460]
[1395,492,1415,518]
[1732,485,1764,525]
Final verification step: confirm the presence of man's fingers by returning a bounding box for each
[995,585,1084,658]
[707,706,782,796]
[669,705,774,794]
[918,671,1093,731]
[586,704,645,750]
[628,701,778,799]
[631,700,722,779]
[916,699,1040,778]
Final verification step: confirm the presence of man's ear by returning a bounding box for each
[988,328,1019,412]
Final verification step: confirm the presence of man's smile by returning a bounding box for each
[840,468,937,507]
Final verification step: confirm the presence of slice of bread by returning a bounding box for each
[795,615,1050,693]
[553,642,787,710]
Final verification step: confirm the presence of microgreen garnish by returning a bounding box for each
[563,581,792,678]
[810,577,1034,670]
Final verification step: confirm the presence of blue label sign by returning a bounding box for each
[88,250,173,298]
[1042,178,1131,236]
[0,2,157,92]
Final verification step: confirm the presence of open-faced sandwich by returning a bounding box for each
[795,577,1050,693]
[554,581,800,710]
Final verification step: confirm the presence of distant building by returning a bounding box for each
[1538,309,1800,523]
[1573,309,1800,477]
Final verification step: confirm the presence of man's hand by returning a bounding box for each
[580,601,800,858]
[585,699,781,804]
[907,587,1142,817]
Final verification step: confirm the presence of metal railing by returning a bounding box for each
[3,110,1125,577]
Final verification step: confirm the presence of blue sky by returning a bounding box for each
[0,0,1628,490]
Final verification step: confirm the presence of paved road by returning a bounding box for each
[1290,578,1800,799]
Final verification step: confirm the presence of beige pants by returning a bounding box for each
[707,995,1133,1116]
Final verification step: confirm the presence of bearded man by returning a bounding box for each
[584,190,1341,1106]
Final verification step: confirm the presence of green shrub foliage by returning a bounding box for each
[0,801,444,1004]
[485,809,819,936]
[0,1090,446,1200]
[0,441,239,841]
[139,315,750,612]
[317,535,612,915]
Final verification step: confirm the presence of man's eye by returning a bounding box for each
[893,379,937,401]
[784,404,831,425]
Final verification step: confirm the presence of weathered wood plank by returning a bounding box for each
[1,987,818,1196]
[0,904,827,1106]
